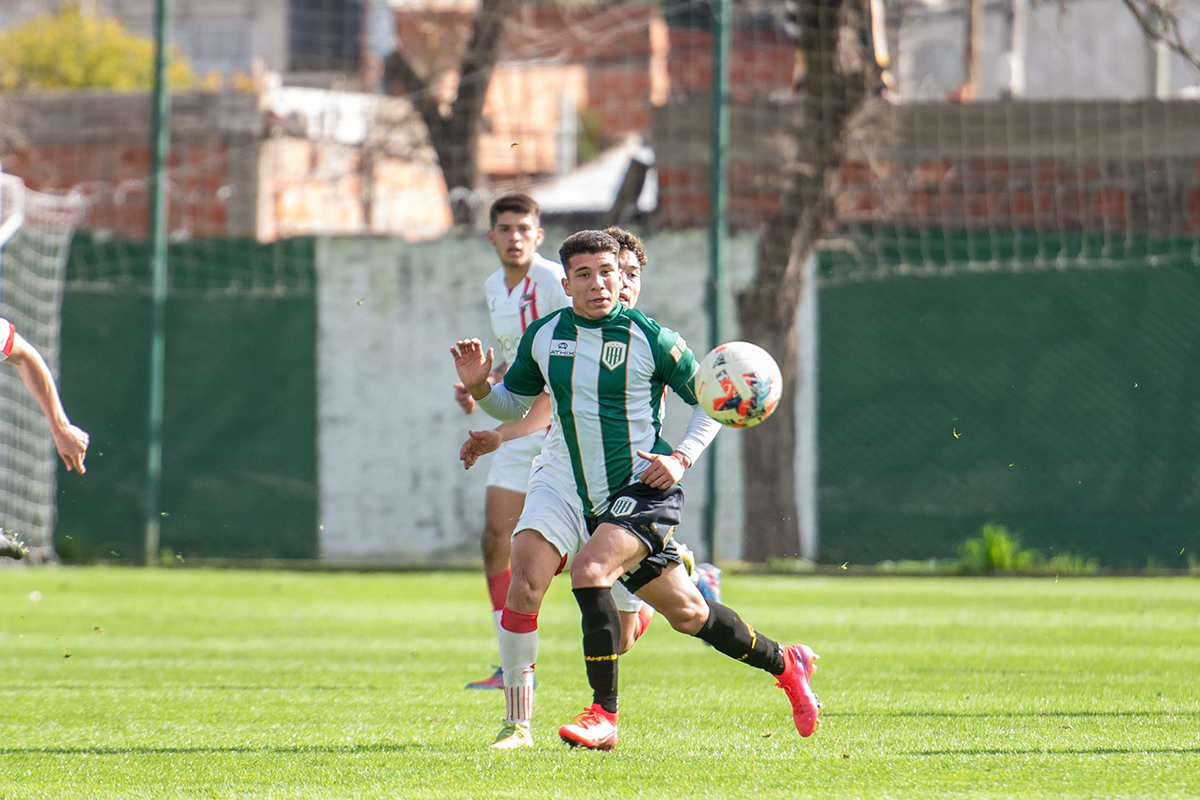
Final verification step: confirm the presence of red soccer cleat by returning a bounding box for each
[776,644,821,737]
[558,704,618,750]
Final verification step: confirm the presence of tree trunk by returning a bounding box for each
[735,0,879,561]
[384,0,521,227]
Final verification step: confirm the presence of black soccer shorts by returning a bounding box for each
[587,482,685,594]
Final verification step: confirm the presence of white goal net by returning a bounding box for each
[0,171,83,562]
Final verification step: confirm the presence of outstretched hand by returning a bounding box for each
[635,449,688,490]
[55,424,89,474]
[450,339,494,398]
[459,428,503,469]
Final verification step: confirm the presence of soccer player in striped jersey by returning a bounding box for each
[452,230,820,750]
[455,193,573,690]
[454,229,659,747]
[0,318,89,559]
[458,227,713,640]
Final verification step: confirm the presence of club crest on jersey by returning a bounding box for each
[550,339,577,357]
[609,497,638,517]
[600,341,628,371]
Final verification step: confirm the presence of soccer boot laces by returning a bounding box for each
[558,704,618,750]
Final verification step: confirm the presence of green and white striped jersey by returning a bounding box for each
[501,305,701,517]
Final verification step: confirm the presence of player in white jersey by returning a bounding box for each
[455,194,572,690]
[453,231,820,750]
[0,318,89,559]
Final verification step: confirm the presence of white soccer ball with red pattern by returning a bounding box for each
[694,341,783,429]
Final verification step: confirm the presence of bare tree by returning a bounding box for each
[737,0,884,561]
[1119,0,1200,74]
[383,0,520,226]
[739,0,1200,562]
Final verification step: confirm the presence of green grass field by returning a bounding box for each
[1,568,1197,798]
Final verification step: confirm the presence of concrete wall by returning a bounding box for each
[314,229,765,564]
[898,0,1200,101]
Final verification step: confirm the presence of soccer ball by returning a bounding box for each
[694,341,783,428]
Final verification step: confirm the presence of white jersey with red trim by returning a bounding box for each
[483,253,569,366]
[0,318,14,359]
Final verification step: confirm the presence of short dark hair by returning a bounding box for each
[559,230,619,270]
[489,193,541,227]
[603,226,647,267]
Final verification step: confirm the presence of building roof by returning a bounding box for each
[530,134,657,216]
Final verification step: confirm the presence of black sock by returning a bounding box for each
[572,586,621,714]
[695,599,786,675]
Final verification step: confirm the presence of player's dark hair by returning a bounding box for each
[603,226,647,267]
[489,193,541,227]
[559,230,619,271]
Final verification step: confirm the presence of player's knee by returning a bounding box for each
[506,570,547,612]
[480,522,511,557]
[569,557,613,588]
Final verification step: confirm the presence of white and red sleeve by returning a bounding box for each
[0,318,14,359]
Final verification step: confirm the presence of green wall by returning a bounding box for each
[819,234,1200,569]
[55,236,318,562]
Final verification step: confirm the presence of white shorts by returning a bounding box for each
[485,430,546,492]
[514,463,642,613]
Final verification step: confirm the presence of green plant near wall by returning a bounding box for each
[957,523,1042,574]
[1045,551,1100,575]
[956,523,1100,575]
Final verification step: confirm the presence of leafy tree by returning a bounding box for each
[0,4,192,91]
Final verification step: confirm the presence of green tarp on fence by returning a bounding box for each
[55,236,318,562]
[819,231,1200,569]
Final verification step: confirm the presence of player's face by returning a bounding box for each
[487,212,544,270]
[617,248,642,309]
[563,251,621,320]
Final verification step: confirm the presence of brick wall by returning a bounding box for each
[1,89,450,242]
[654,98,1200,235]
[666,28,794,101]
[1,92,260,239]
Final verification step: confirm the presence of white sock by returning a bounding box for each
[498,622,538,725]
[492,609,503,650]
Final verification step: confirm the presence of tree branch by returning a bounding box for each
[383,47,448,144]
[382,48,430,103]
[1119,0,1200,75]
[450,0,520,129]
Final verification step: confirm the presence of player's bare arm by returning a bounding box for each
[459,392,552,469]
[5,332,89,473]
[450,339,495,399]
